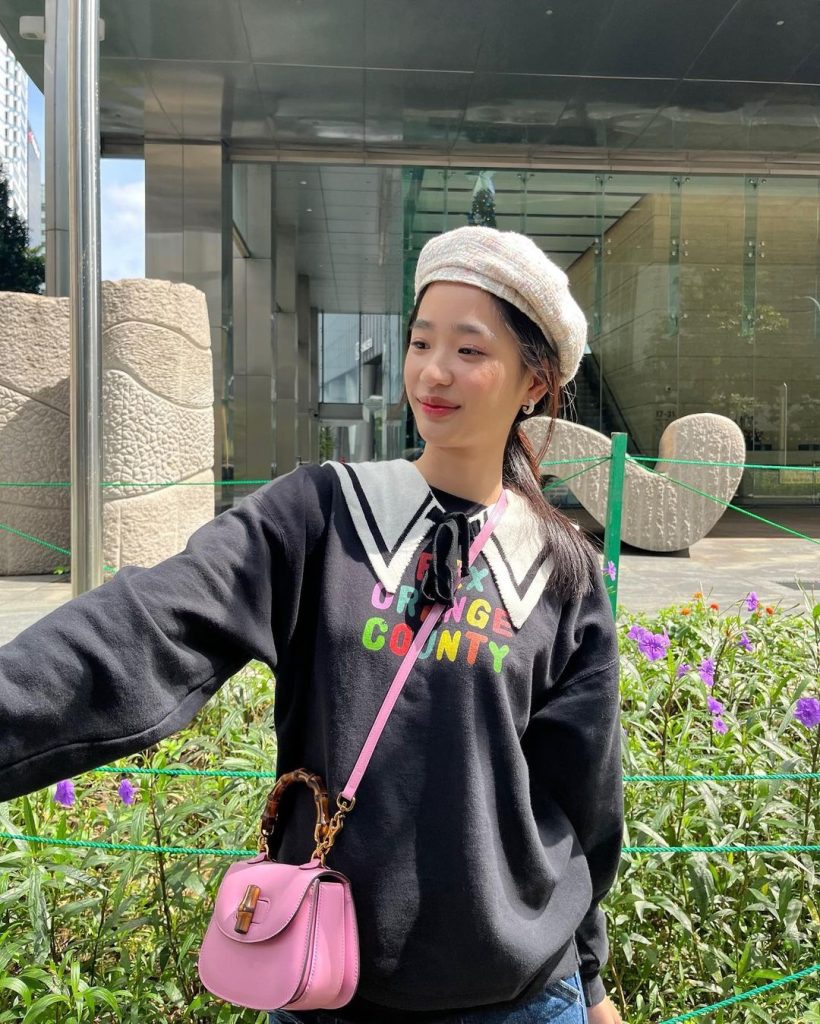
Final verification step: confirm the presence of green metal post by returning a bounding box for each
[603,432,628,617]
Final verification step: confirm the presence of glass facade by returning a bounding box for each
[319,312,404,461]
[403,168,820,503]
[229,160,820,503]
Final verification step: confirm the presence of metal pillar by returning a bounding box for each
[296,274,313,461]
[44,0,70,296]
[309,305,320,462]
[145,143,233,484]
[68,0,104,594]
[603,432,628,616]
[273,223,298,475]
[232,164,274,480]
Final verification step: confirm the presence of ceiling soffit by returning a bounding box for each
[0,0,819,161]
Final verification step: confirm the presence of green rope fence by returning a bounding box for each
[541,456,610,492]
[631,463,820,548]
[658,962,820,1024]
[1,454,818,1019]
[629,456,820,472]
[5,811,816,1024]
[1,454,817,567]
[625,771,820,782]
[0,458,606,566]
[0,479,274,488]
[1,830,818,858]
[0,458,610,565]
[79,765,820,782]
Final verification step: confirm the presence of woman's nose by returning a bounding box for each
[419,354,453,386]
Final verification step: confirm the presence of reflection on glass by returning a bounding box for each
[231,160,820,501]
[402,167,820,503]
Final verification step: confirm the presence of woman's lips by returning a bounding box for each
[419,400,459,418]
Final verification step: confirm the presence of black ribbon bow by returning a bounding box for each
[420,511,472,607]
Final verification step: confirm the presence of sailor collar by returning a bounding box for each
[327,459,553,630]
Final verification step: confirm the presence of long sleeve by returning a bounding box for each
[0,485,299,803]
[522,575,623,1008]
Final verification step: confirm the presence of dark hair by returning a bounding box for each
[406,289,596,602]
[493,297,596,601]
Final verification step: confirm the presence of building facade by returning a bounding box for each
[2,0,819,508]
[0,36,28,221]
[25,124,41,248]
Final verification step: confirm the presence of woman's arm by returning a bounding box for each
[522,573,624,1009]
[0,468,325,802]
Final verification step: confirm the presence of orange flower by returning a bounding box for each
[710,602,720,611]
[681,607,691,616]
[765,605,775,615]
[693,591,703,600]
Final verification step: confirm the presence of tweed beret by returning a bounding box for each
[414,226,587,385]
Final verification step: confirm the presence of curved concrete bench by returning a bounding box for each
[523,414,746,552]
[0,280,214,575]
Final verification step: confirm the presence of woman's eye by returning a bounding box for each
[409,339,428,349]
[459,347,483,356]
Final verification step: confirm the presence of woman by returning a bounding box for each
[0,227,625,1024]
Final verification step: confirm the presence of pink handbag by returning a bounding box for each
[198,491,509,1012]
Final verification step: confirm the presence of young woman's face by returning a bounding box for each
[404,282,546,454]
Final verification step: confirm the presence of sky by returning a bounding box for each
[28,81,145,280]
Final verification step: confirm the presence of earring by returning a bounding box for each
[521,400,535,416]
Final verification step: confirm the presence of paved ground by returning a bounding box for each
[581,505,820,614]
[0,506,818,644]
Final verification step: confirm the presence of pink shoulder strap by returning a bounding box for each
[340,490,509,803]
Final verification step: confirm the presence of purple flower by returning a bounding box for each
[712,717,729,735]
[699,658,716,688]
[54,779,76,808]
[795,697,820,729]
[707,697,725,715]
[117,778,137,805]
[605,561,617,582]
[627,624,649,642]
[744,591,759,612]
[638,631,671,662]
[676,663,691,679]
[737,632,754,653]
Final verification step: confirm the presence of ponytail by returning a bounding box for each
[498,300,597,602]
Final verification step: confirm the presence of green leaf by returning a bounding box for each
[736,936,753,977]
[21,993,70,1023]
[20,797,37,840]
[0,976,32,1004]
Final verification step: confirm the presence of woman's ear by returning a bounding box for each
[525,378,550,407]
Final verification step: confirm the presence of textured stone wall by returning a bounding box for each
[0,294,71,575]
[524,413,746,552]
[0,280,214,575]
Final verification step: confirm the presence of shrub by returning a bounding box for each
[0,599,818,1022]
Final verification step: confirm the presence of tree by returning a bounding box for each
[0,163,44,293]
[467,171,497,228]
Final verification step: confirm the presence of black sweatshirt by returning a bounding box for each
[0,459,623,1014]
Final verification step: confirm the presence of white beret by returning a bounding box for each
[414,226,587,386]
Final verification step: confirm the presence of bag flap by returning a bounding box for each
[213,858,349,943]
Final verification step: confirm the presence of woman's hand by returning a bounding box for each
[586,995,624,1024]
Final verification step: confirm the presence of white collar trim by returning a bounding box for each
[326,459,552,629]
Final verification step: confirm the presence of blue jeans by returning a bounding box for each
[268,970,588,1024]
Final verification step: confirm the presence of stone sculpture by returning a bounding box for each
[0,280,214,576]
[523,414,746,552]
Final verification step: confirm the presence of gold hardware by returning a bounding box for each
[234,884,261,934]
[312,794,356,866]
